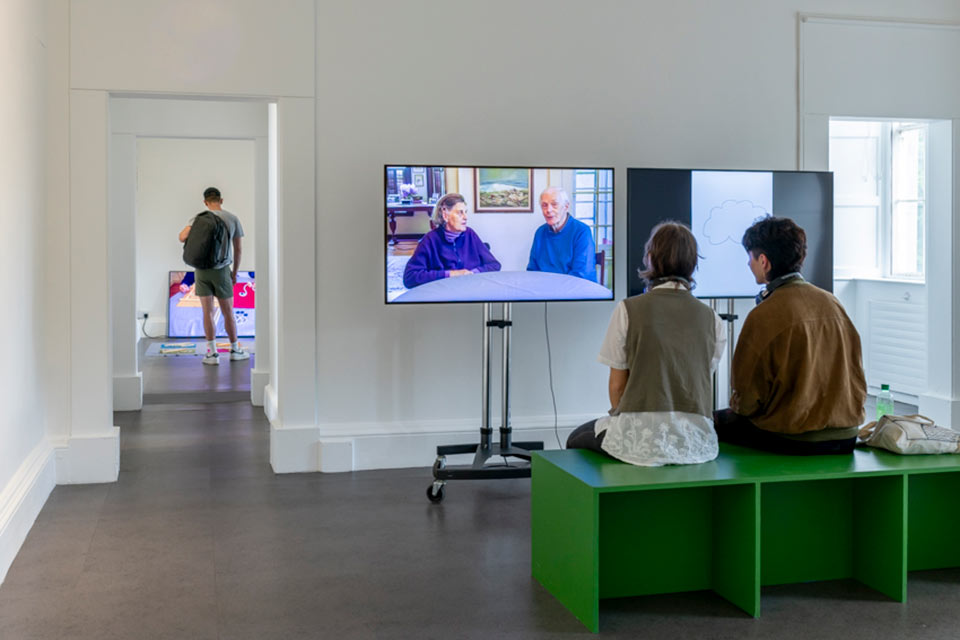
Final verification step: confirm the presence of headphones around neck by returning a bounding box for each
[755,272,804,305]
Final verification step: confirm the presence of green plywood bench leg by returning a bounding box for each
[712,483,761,617]
[761,479,855,586]
[909,472,960,572]
[531,457,600,632]
[598,487,713,600]
[853,474,907,602]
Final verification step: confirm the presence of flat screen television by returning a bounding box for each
[626,168,833,298]
[385,166,614,304]
[167,270,255,338]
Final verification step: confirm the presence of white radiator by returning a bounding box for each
[866,301,927,395]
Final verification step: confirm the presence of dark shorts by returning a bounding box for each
[194,265,233,299]
[713,409,856,455]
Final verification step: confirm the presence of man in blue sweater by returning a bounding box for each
[527,187,597,282]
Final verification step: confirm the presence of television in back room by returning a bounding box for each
[384,166,614,304]
[167,270,255,338]
[626,168,833,298]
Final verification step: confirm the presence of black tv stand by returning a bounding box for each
[426,303,543,503]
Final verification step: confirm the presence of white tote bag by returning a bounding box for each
[858,414,960,455]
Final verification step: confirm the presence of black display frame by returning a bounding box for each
[383,164,616,305]
[626,167,834,299]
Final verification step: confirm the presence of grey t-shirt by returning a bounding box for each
[188,209,244,270]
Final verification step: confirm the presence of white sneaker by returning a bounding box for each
[229,347,250,361]
[202,352,220,365]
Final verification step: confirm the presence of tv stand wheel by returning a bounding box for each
[426,481,446,504]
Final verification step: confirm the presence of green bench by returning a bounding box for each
[531,443,960,632]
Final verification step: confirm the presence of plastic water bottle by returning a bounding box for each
[876,384,895,420]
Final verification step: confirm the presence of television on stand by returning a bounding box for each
[385,165,614,305]
[626,168,833,299]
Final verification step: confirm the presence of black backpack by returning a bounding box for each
[182,211,229,269]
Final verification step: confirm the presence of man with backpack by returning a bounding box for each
[178,187,250,365]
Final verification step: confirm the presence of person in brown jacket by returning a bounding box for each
[714,217,867,455]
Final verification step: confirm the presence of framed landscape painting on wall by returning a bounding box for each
[474,168,533,212]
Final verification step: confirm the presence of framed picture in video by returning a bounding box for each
[473,168,534,212]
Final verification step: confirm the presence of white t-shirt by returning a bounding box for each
[595,282,726,466]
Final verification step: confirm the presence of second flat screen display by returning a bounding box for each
[385,166,614,304]
[627,168,833,299]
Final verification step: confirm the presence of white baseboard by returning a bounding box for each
[313,413,595,472]
[318,439,354,473]
[338,425,577,472]
[53,428,121,484]
[270,422,320,473]
[250,369,269,407]
[264,384,279,425]
[269,413,598,474]
[113,373,143,411]
[0,440,56,586]
[918,394,960,429]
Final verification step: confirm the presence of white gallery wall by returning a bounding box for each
[23,0,960,489]
[799,16,960,425]
[4,0,960,581]
[312,0,960,470]
[136,138,257,335]
[0,0,57,585]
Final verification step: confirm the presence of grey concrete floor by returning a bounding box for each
[0,349,957,638]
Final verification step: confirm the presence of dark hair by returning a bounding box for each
[639,221,699,286]
[203,186,222,202]
[431,193,466,228]
[741,217,807,280]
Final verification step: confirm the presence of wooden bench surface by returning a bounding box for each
[534,443,960,491]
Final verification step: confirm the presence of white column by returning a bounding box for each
[109,132,142,410]
[251,133,270,406]
[920,120,959,427]
[268,97,319,472]
[955,121,960,416]
[61,89,120,483]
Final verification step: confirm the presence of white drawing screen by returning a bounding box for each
[691,171,772,298]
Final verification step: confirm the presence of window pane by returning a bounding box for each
[575,172,596,190]
[574,202,595,220]
[891,201,923,276]
[891,123,926,278]
[834,206,879,272]
[892,127,924,201]
[829,137,879,201]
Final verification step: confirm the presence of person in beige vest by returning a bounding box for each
[567,222,725,466]
[714,216,866,454]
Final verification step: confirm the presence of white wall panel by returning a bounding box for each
[70,0,315,97]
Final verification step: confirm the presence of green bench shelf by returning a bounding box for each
[531,443,960,632]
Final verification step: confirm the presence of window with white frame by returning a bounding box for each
[829,119,927,281]
[572,169,614,288]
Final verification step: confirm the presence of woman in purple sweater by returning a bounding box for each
[402,193,501,289]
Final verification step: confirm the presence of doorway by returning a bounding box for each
[109,97,274,409]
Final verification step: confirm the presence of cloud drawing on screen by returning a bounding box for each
[702,200,770,245]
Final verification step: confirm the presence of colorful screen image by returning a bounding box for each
[385,166,614,304]
[167,271,255,338]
